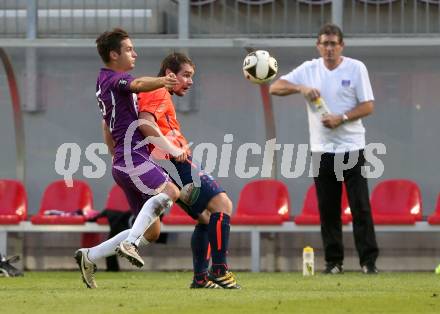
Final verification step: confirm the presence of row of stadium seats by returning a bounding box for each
[0,178,439,226]
[228,178,432,225]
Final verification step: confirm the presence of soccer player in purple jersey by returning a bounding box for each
[74,28,183,289]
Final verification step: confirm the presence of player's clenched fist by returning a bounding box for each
[162,73,178,90]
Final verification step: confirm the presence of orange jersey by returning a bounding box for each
[137,87,189,159]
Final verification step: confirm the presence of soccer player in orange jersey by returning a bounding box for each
[137,53,240,289]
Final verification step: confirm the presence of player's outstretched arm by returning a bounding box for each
[270,79,305,96]
[270,79,321,102]
[137,112,187,161]
[130,73,177,93]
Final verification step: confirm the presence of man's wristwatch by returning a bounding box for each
[341,114,349,124]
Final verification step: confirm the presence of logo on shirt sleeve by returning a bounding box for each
[341,80,351,87]
[118,79,128,86]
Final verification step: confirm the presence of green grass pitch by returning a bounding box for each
[1,272,439,314]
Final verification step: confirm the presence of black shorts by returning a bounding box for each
[170,157,225,220]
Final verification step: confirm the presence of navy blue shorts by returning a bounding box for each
[170,158,225,220]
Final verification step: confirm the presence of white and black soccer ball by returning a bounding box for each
[242,50,278,84]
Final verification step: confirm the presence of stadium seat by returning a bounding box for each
[83,184,131,248]
[231,179,291,225]
[0,179,27,225]
[162,203,195,225]
[96,184,131,225]
[427,193,440,225]
[370,179,422,225]
[31,180,94,224]
[294,184,351,225]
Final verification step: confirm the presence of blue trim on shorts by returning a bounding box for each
[171,158,225,220]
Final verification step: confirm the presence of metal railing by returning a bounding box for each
[189,0,333,37]
[0,0,178,38]
[345,0,440,35]
[0,0,439,39]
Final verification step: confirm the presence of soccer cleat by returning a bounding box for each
[322,263,344,275]
[115,241,144,268]
[74,249,97,289]
[208,270,241,289]
[0,254,24,277]
[189,278,222,289]
[361,264,379,275]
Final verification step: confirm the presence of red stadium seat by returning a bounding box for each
[294,184,351,225]
[96,184,131,225]
[31,180,94,225]
[231,179,291,225]
[427,193,440,225]
[0,179,27,225]
[98,185,196,225]
[162,203,195,225]
[370,179,422,225]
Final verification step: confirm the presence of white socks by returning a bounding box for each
[135,235,150,247]
[86,193,172,263]
[87,230,151,263]
[87,229,129,262]
[124,193,172,244]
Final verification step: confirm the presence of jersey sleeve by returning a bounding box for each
[113,73,134,94]
[355,62,374,103]
[137,89,168,121]
[280,62,307,85]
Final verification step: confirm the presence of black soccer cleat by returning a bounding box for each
[189,278,222,289]
[322,263,344,275]
[208,270,241,289]
[361,264,379,275]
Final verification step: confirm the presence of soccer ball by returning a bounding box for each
[242,50,278,84]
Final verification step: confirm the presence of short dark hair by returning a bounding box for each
[96,28,130,63]
[158,52,195,77]
[317,23,344,44]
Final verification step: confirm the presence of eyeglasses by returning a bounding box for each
[318,41,340,48]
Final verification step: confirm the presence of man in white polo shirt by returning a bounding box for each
[270,23,379,274]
